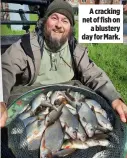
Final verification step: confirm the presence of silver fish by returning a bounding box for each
[64,133,71,140]
[85,99,107,118]
[41,101,55,109]
[31,93,56,113]
[62,138,110,149]
[38,107,50,115]
[22,116,37,127]
[65,103,77,115]
[95,112,113,131]
[77,123,87,142]
[66,90,76,101]
[60,121,77,139]
[20,120,46,150]
[85,99,102,109]
[45,104,64,126]
[31,93,47,112]
[85,138,110,147]
[52,148,76,157]
[62,139,88,149]
[86,139,110,147]
[61,92,76,108]
[46,91,53,99]
[74,92,85,102]
[40,135,52,158]
[68,91,75,98]
[46,91,53,102]
[18,108,32,120]
[92,133,109,140]
[50,91,65,105]
[37,108,50,120]
[64,126,77,140]
[44,120,64,153]
[95,129,104,134]
[60,107,79,139]
[18,104,30,114]
[77,102,98,137]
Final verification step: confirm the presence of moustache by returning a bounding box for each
[52,29,64,33]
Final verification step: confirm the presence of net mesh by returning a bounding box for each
[7,83,127,158]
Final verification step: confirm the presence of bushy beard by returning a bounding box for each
[44,25,72,52]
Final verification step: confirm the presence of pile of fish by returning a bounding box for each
[12,90,113,158]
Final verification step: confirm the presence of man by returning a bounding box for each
[0,0,127,128]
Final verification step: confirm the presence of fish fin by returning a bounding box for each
[52,148,76,157]
[93,133,109,140]
[19,104,30,114]
[97,125,109,132]
[76,104,81,112]
[66,88,71,93]
[65,92,75,101]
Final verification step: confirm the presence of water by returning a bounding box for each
[123,23,127,35]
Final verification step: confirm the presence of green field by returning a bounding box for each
[74,22,127,103]
[1,20,127,103]
[86,43,127,103]
[1,14,38,35]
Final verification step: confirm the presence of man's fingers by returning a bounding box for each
[0,113,7,127]
[0,120,6,127]
[115,106,126,123]
[123,106,127,121]
[0,103,8,127]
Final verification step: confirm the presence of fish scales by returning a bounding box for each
[50,91,65,105]
[18,104,30,114]
[60,106,79,131]
[18,108,32,120]
[45,103,64,126]
[77,102,98,137]
[52,148,76,157]
[60,106,86,141]
[20,120,46,150]
[62,138,110,149]
[31,93,47,112]
[22,116,37,127]
[40,135,52,158]
[73,92,85,102]
[65,104,77,115]
[77,122,87,141]
[95,112,113,131]
[44,120,64,152]
[85,99,108,118]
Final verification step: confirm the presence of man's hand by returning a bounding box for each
[0,102,8,127]
[112,99,127,123]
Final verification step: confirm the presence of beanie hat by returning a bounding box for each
[44,0,75,26]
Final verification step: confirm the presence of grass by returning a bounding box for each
[87,43,127,103]
[1,19,127,103]
[1,14,38,36]
[74,21,127,103]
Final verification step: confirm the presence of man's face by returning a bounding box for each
[44,12,72,51]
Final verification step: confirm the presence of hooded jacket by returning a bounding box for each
[2,29,121,105]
